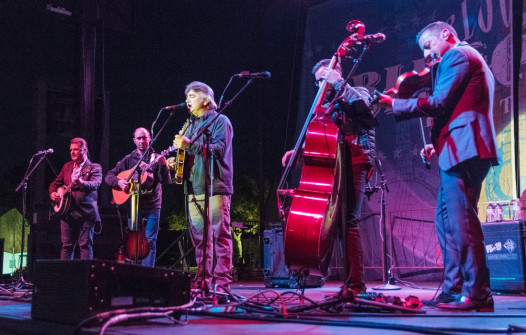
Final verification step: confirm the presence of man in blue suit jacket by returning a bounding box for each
[50,137,102,260]
[378,21,499,312]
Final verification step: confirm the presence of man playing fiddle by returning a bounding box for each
[376,21,499,312]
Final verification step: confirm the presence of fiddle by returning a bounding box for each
[374,57,440,101]
[373,57,441,169]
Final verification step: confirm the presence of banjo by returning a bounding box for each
[51,168,90,218]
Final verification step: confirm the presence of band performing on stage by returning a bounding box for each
[41,19,498,311]
[4,5,517,331]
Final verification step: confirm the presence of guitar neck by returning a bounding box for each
[140,146,176,172]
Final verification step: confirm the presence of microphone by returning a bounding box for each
[235,71,271,79]
[163,102,187,110]
[353,33,386,43]
[36,148,54,155]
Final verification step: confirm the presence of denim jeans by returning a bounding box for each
[188,194,232,291]
[60,217,95,260]
[436,158,491,301]
[128,208,160,267]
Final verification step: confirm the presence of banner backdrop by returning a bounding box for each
[297,0,519,278]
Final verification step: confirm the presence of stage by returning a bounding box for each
[1,280,526,335]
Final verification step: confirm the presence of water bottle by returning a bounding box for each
[495,202,503,222]
[513,198,521,220]
[486,202,494,223]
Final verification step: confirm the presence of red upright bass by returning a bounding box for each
[277,21,367,276]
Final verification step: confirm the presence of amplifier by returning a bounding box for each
[482,220,526,292]
[263,229,324,288]
[31,260,192,324]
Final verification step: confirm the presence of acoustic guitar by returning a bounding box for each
[112,146,176,205]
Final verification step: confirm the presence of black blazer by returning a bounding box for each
[49,160,102,222]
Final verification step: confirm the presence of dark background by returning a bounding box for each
[0,0,328,268]
[2,0,522,275]
[0,1,321,214]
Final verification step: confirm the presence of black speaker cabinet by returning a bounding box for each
[263,228,324,288]
[31,260,192,324]
[482,220,526,292]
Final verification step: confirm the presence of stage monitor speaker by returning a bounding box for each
[31,260,191,324]
[482,220,526,292]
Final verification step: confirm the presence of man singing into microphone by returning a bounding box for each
[282,59,376,297]
[49,138,102,260]
[167,81,234,293]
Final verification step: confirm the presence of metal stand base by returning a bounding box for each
[373,277,401,291]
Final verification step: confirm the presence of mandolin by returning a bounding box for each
[172,119,191,184]
[112,146,176,205]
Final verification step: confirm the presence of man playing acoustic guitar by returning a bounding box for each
[105,127,171,267]
[49,137,102,260]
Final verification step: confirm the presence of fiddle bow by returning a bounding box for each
[372,57,441,168]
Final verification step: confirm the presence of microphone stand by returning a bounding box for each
[14,153,48,288]
[151,106,170,139]
[329,39,371,107]
[216,75,236,111]
[370,157,400,291]
[188,78,254,293]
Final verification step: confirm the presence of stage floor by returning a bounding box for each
[1,280,526,335]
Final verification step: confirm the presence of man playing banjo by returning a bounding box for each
[49,137,102,260]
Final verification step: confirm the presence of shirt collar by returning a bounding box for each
[196,109,215,121]
[74,159,87,170]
